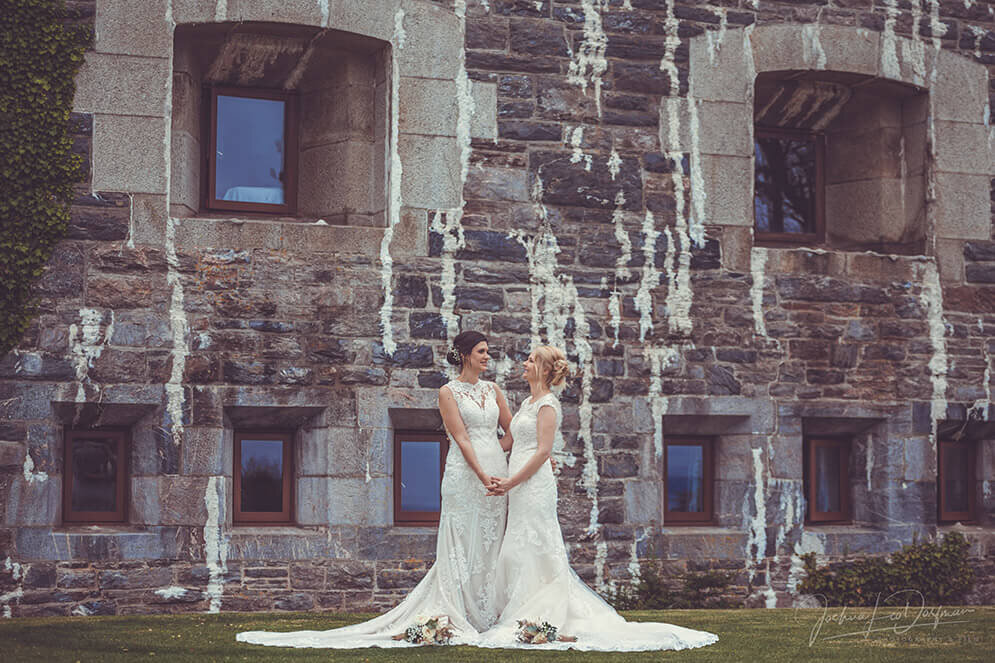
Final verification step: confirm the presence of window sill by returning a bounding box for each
[54,525,151,534]
[389,526,439,534]
[170,215,391,257]
[230,525,319,535]
[659,525,744,535]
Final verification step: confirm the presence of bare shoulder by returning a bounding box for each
[438,384,454,399]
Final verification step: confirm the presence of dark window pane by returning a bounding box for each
[400,440,442,512]
[216,95,285,204]
[943,445,970,513]
[71,437,118,513]
[240,439,285,512]
[755,134,817,234]
[815,445,841,513]
[667,444,704,513]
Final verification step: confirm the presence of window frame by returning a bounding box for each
[804,436,851,524]
[662,436,715,525]
[937,438,977,524]
[205,86,299,216]
[393,430,450,527]
[233,430,295,525]
[753,126,826,247]
[62,429,129,524]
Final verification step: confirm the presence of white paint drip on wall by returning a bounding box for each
[787,530,826,596]
[627,528,647,585]
[919,261,948,452]
[744,447,767,580]
[155,586,190,600]
[971,333,992,420]
[1,588,23,619]
[22,451,48,484]
[705,7,728,66]
[607,148,621,180]
[567,0,608,117]
[163,4,187,450]
[1,556,25,617]
[204,476,228,614]
[666,219,693,335]
[609,191,630,347]
[686,97,707,249]
[433,211,466,344]
[633,211,660,342]
[214,0,227,22]
[770,478,801,564]
[318,0,329,27]
[866,433,874,492]
[68,308,112,406]
[125,196,136,249]
[378,8,406,357]
[569,126,592,171]
[881,0,900,80]
[802,23,827,70]
[750,247,768,338]
[647,347,678,459]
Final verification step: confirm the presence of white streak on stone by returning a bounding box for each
[214,0,227,22]
[627,528,647,584]
[607,148,621,180]
[365,460,372,484]
[919,261,948,452]
[1,588,23,618]
[69,308,112,407]
[318,0,329,27]
[569,126,592,171]
[593,540,609,593]
[379,9,406,357]
[71,604,92,616]
[647,347,678,459]
[621,0,633,10]
[802,23,827,69]
[633,211,660,341]
[433,212,466,344]
[125,195,135,249]
[570,278,598,536]
[867,434,874,492]
[491,355,514,390]
[750,247,768,338]
[163,5,186,450]
[22,451,48,484]
[567,0,608,117]
[204,476,227,613]
[686,97,707,248]
[155,586,189,600]
[881,0,900,80]
[745,447,767,580]
[770,478,800,564]
[705,7,727,66]
[788,531,826,596]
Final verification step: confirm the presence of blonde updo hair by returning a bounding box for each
[534,345,571,387]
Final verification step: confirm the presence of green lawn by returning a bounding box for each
[1,608,992,662]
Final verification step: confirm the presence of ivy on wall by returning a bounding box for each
[0,0,89,355]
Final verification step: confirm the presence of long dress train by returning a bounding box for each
[237,379,508,648]
[478,393,719,651]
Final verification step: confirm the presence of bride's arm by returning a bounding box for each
[439,386,496,489]
[494,405,556,492]
[494,385,515,452]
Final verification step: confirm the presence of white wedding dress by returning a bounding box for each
[237,379,509,648]
[477,393,719,651]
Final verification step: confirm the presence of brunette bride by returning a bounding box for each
[479,345,718,652]
[237,331,516,648]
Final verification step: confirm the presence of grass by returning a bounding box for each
[0,607,992,662]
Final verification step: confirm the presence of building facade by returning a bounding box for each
[1,0,994,617]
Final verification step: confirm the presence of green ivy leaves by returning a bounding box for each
[0,0,89,354]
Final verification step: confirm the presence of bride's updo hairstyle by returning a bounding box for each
[446,330,488,367]
[533,345,570,387]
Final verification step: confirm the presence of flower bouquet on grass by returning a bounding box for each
[392,615,456,645]
[515,619,577,644]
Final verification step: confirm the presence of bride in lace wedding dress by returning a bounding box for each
[478,346,718,652]
[237,331,515,648]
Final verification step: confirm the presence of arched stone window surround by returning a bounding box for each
[72,0,498,257]
[682,23,992,280]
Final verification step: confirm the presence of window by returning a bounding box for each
[394,431,449,526]
[754,128,825,245]
[234,432,294,524]
[938,439,977,523]
[663,437,714,524]
[206,88,298,215]
[804,437,850,523]
[63,429,128,523]
[753,72,927,253]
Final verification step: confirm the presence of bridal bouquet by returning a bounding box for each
[392,615,456,645]
[515,619,576,644]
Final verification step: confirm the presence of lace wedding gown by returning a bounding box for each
[478,393,719,652]
[237,379,508,648]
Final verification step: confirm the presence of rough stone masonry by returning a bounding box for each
[1,0,994,618]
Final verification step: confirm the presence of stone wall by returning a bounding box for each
[2,0,995,617]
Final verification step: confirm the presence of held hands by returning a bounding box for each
[486,476,514,496]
